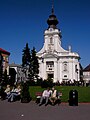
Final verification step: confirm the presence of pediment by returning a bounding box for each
[43,53,58,58]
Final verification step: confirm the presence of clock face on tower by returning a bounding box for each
[49,28,53,31]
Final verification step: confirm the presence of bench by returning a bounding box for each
[35,91,62,105]
[55,92,62,105]
[35,92,42,104]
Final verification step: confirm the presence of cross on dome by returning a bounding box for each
[47,0,59,29]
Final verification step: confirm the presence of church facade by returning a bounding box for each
[37,8,80,84]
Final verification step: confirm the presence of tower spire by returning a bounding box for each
[52,0,54,14]
[47,0,58,29]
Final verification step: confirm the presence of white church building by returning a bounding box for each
[37,7,80,84]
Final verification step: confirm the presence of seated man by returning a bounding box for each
[8,85,21,102]
[39,87,51,106]
[49,87,58,105]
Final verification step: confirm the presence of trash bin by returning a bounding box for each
[68,90,78,106]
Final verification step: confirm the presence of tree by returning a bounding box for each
[22,43,31,80]
[9,68,16,86]
[21,82,31,103]
[30,47,39,80]
[2,69,8,86]
[22,43,31,67]
[22,44,39,82]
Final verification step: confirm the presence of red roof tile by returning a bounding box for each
[0,48,10,55]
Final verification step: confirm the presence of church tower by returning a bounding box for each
[37,4,80,84]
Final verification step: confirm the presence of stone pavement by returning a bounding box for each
[0,100,90,120]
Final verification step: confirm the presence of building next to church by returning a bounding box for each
[0,48,10,73]
[37,7,80,84]
[8,62,29,84]
[83,64,90,86]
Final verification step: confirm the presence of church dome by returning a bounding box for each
[47,7,58,29]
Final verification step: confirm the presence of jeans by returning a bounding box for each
[40,96,49,105]
[8,92,19,102]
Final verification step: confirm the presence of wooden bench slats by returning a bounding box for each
[35,92,42,97]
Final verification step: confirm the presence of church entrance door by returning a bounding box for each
[47,73,54,79]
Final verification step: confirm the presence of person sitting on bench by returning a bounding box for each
[49,87,58,105]
[39,87,51,106]
[8,85,21,102]
[3,85,11,99]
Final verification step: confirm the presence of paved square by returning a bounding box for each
[0,100,90,120]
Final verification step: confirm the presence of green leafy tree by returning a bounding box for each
[30,47,39,80]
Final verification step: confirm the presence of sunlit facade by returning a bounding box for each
[37,7,80,83]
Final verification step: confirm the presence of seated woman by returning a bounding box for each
[8,85,21,102]
[49,87,58,105]
[0,85,10,100]
[3,85,11,99]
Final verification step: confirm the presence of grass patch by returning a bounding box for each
[29,86,90,102]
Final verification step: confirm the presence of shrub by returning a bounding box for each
[41,78,53,88]
[21,82,31,103]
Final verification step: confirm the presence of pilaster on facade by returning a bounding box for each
[53,60,58,82]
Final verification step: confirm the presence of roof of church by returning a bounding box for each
[83,64,90,71]
[0,48,10,55]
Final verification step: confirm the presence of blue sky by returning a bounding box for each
[0,0,90,68]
